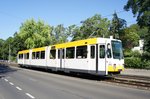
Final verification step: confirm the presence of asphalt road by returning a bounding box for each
[0,65,150,99]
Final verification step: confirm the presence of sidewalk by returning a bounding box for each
[121,68,150,77]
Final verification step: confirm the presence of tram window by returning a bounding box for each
[58,49,65,59]
[36,52,40,59]
[90,46,95,59]
[32,52,36,59]
[24,53,29,59]
[76,46,87,59]
[41,51,45,59]
[19,54,23,59]
[107,43,112,58]
[99,45,105,58]
[50,50,56,59]
[66,47,75,58]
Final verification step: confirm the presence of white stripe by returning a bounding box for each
[16,86,22,91]
[4,79,8,82]
[26,93,35,99]
[9,82,14,85]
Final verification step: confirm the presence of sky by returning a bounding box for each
[0,0,136,40]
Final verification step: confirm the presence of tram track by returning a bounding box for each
[106,75,150,90]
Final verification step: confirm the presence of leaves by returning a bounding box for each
[124,0,150,55]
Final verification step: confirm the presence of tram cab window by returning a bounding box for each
[41,51,45,59]
[66,47,75,58]
[50,50,56,59]
[90,46,95,59]
[107,43,112,58]
[76,46,87,59]
[58,49,65,59]
[99,45,105,58]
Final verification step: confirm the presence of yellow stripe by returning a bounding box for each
[108,65,124,72]
[18,50,29,54]
[54,38,97,49]
[32,47,45,52]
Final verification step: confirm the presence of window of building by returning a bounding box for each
[66,47,75,58]
[50,50,56,59]
[90,46,95,59]
[76,46,87,59]
[99,45,105,58]
[41,51,45,59]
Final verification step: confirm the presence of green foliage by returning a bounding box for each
[120,26,140,50]
[0,39,5,59]
[124,0,150,28]
[53,24,68,44]
[124,0,150,53]
[72,14,110,41]
[124,50,150,69]
[18,19,53,49]
[125,57,142,68]
[110,12,127,38]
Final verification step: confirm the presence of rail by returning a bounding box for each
[106,74,150,90]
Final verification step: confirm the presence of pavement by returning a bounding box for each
[0,65,150,99]
[121,68,150,77]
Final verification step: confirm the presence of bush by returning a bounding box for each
[125,57,142,68]
[142,52,150,61]
[143,60,150,69]
[125,57,150,69]
[124,50,141,58]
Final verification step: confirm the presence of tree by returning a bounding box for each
[18,19,53,49]
[110,12,127,38]
[0,39,5,60]
[124,0,150,28]
[124,0,150,54]
[72,14,110,41]
[1,37,14,60]
[52,24,68,44]
[121,26,140,50]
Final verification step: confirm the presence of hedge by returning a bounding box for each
[125,57,150,69]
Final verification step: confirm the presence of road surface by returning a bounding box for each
[0,65,150,99]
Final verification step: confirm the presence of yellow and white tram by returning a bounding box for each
[18,37,124,75]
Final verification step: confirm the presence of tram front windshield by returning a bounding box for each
[111,41,124,59]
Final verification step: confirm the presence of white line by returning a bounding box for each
[4,79,8,82]
[26,93,35,99]
[16,86,22,91]
[9,82,14,85]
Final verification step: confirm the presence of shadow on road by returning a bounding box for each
[0,64,18,77]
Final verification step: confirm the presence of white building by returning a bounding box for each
[132,40,144,53]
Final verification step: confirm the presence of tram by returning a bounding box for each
[18,37,124,75]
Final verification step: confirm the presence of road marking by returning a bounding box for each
[4,79,8,82]
[16,86,22,91]
[9,82,14,85]
[26,93,35,99]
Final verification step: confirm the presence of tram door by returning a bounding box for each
[88,45,96,72]
[58,49,65,70]
[98,44,107,75]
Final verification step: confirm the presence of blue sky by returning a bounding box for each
[0,0,136,40]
